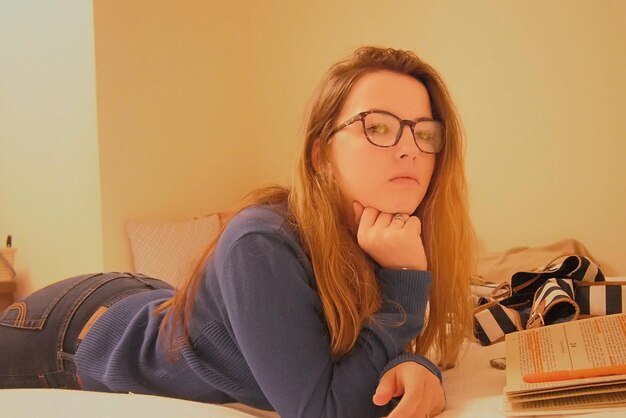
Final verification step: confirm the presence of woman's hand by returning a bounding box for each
[353,201,427,270]
[373,361,445,418]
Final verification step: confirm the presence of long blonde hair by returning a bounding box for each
[158,46,475,365]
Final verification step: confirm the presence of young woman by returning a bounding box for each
[0,46,475,418]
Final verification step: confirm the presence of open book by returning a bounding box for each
[504,313,626,415]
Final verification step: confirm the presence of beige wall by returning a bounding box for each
[245,0,626,275]
[0,1,103,299]
[93,0,261,271]
[2,1,624,297]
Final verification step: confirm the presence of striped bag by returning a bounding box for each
[575,281,626,316]
[474,255,608,345]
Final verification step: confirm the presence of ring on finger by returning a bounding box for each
[392,213,406,223]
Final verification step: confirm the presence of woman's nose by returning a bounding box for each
[394,125,418,159]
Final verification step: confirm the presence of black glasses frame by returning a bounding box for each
[328,109,444,154]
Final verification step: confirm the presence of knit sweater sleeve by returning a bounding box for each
[215,225,438,418]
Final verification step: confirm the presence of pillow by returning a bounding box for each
[126,214,220,287]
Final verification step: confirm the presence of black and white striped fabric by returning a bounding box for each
[474,255,613,345]
[510,255,604,299]
[576,282,626,316]
[474,301,523,345]
[526,278,579,329]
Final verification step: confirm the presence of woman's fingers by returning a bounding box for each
[357,205,380,230]
[372,370,398,406]
[352,201,365,227]
[354,205,427,270]
[373,211,394,228]
[385,379,423,418]
[404,214,422,236]
[389,213,408,229]
[381,363,445,418]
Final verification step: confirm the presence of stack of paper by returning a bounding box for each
[504,313,626,415]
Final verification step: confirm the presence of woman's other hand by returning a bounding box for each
[373,361,445,418]
[353,201,427,270]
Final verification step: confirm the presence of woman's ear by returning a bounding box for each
[311,137,334,178]
[311,138,323,173]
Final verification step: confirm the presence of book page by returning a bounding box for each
[505,314,626,394]
[505,396,626,416]
[509,383,626,403]
[568,314,626,369]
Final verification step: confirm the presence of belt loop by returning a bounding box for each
[132,274,157,289]
[58,350,75,362]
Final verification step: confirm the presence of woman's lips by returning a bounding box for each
[389,176,419,185]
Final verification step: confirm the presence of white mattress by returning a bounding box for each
[2,341,621,417]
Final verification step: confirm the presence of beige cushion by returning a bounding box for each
[476,238,598,285]
[126,214,220,287]
[0,248,17,282]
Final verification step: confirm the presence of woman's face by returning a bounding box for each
[326,70,437,218]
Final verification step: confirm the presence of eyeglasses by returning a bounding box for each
[328,110,444,154]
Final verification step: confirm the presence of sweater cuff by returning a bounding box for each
[378,269,432,313]
[381,352,443,383]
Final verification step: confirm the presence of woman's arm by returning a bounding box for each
[213,227,435,417]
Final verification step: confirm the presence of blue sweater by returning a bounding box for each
[75,205,439,417]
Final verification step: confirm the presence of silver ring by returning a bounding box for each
[392,213,406,223]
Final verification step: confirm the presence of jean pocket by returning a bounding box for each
[0,273,107,330]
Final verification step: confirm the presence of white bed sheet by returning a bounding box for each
[2,341,624,417]
[1,388,274,418]
[439,341,507,418]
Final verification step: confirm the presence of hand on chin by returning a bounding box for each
[351,200,427,270]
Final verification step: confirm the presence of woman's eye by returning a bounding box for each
[365,123,391,136]
[415,131,434,141]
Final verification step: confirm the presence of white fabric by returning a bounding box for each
[533,278,573,307]
[582,258,599,281]
[0,389,273,418]
[2,342,624,417]
[590,285,608,316]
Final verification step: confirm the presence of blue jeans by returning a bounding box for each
[0,272,173,388]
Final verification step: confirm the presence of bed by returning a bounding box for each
[4,340,624,417]
[6,342,624,418]
[1,341,505,417]
[3,216,620,417]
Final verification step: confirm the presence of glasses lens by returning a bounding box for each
[414,121,444,153]
[363,112,399,146]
